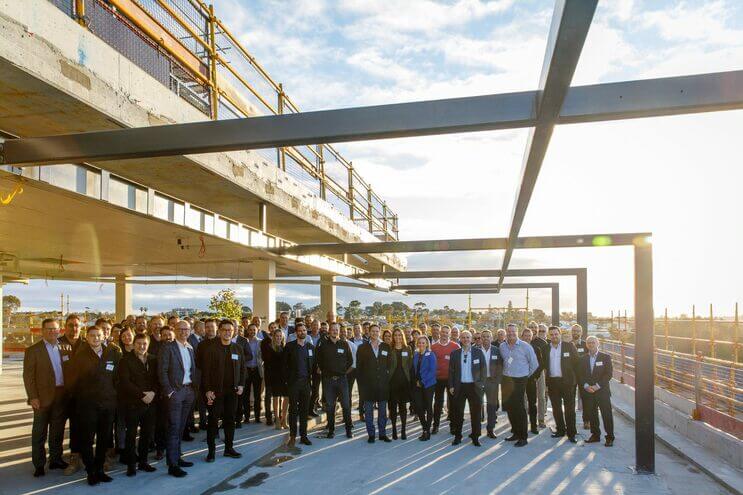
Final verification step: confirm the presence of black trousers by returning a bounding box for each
[433,378,455,429]
[452,383,482,438]
[124,403,155,466]
[525,377,538,429]
[348,370,362,414]
[310,371,322,414]
[264,383,273,422]
[64,394,81,453]
[502,376,528,440]
[77,401,115,474]
[31,387,66,469]
[238,368,261,422]
[207,392,238,451]
[585,392,614,439]
[154,396,168,451]
[412,385,434,432]
[547,377,577,438]
[288,377,310,438]
[574,382,589,424]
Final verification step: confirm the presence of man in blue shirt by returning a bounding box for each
[499,323,539,447]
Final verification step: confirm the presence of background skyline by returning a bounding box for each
[6,0,743,316]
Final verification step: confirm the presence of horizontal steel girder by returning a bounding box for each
[353,268,584,279]
[394,282,559,290]
[1,71,742,166]
[271,233,650,256]
[404,282,558,295]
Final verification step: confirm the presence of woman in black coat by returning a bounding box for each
[262,328,289,429]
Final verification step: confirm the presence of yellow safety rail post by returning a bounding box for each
[669,350,676,393]
[691,353,703,420]
[75,0,87,27]
[664,307,669,350]
[366,186,373,232]
[277,83,286,171]
[619,333,626,384]
[348,163,355,221]
[727,367,735,416]
[692,305,697,355]
[207,4,218,120]
[709,303,716,359]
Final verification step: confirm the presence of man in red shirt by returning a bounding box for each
[430,325,460,435]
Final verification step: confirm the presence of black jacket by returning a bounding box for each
[580,351,613,398]
[316,338,352,377]
[68,342,122,409]
[528,339,546,381]
[282,340,315,385]
[356,342,392,402]
[234,335,254,367]
[544,341,581,387]
[201,341,246,395]
[117,351,159,406]
[447,347,486,397]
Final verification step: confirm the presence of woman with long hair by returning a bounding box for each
[263,328,289,429]
[411,335,437,441]
[118,326,135,355]
[387,327,412,440]
[382,329,393,346]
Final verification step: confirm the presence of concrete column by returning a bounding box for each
[551,284,560,326]
[576,268,588,339]
[0,276,4,375]
[115,275,132,323]
[320,275,336,322]
[634,242,655,474]
[253,260,276,331]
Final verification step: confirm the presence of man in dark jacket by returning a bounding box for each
[317,322,354,438]
[282,322,314,447]
[202,320,245,461]
[58,313,84,475]
[23,318,71,477]
[117,332,159,476]
[233,323,253,428]
[356,324,392,443]
[521,328,545,434]
[581,336,615,446]
[544,326,581,442]
[448,330,486,446]
[571,324,590,429]
[67,326,122,486]
[476,329,502,439]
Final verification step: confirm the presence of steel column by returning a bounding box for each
[634,241,655,473]
[552,284,560,326]
[577,268,588,340]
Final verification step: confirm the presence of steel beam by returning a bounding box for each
[272,233,649,256]
[3,71,743,166]
[498,0,598,288]
[404,282,558,296]
[394,282,557,290]
[634,240,655,473]
[353,268,584,279]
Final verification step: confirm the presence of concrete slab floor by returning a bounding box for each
[0,358,732,495]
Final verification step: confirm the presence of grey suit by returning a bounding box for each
[477,344,503,431]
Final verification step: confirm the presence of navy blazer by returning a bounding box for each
[158,341,197,397]
[448,347,486,396]
[580,351,613,398]
[234,335,254,365]
[412,350,437,389]
[476,344,503,383]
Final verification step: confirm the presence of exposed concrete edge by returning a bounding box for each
[611,380,742,495]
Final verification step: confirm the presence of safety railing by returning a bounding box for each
[47,0,398,241]
[600,338,743,438]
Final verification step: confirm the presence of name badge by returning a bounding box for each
[62,355,70,362]
[337,348,344,354]
[381,350,388,356]
[473,359,480,364]
[444,355,450,360]
[491,355,498,360]
[401,351,408,357]
[578,348,585,353]
[563,352,570,357]
[231,353,239,361]
[507,357,513,365]
[308,349,313,357]
[424,351,430,357]
[596,362,603,367]
[105,363,114,371]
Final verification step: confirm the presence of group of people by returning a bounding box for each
[23,312,615,486]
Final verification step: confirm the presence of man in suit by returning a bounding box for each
[57,314,84,475]
[534,323,550,429]
[282,322,314,447]
[232,322,254,428]
[117,332,158,476]
[158,320,197,477]
[278,311,296,343]
[521,328,545,435]
[202,320,245,461]
[356,324,392,443]
[317,322,354,439]
[571,324,589,429]
[448,330,486,446]
[476,329,503,439]
[239,323,263,425]
[582,336,615,447]
[500,324,539,447]
[544,326,581,443]
[23,318,70,477]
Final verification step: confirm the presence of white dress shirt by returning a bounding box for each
[44,340,64,387]
[177,341,192,385]
[460,348,474,383]
[481,345,492,378]
[549,342,562,377]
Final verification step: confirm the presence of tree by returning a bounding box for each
[345,300,362,321]
[3,294,21,322]
[208,289,242,320]
[276,301,292,313]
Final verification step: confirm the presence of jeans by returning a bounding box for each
[363,400,387,438]
[165,386,195,467]
[31,387,66,469]
[323,375,352,432]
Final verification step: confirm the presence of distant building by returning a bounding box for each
[170,307,199,317]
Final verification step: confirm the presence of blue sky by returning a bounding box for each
[7,0,743,316]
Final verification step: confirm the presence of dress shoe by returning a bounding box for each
[87,473,99,485]
[300,436,312,446]
[401,431,407,440]
[49,459,69,470]
[33,467,45,477]
[346,428,353,439]
[431,426,439,435]
[327,430,335,439]
[583,422,590,430]
[585,434,601,443]
[472,438,481,447]
[419,433,427,441]
[530,426,539,435]
[64,453,82,476]
[182,433,195,442]
[206,451,215,462]
[605,438,614,447]
[514,439,528,447]
[367,436,375,444]
[155,450,164,460]
[392,428,398,440]
[127,465,137,477]
[505,435,518,442]
[168,466,188,478]
[567,437,577,443]
[287,436,296,448]
[379,435,391,443]
[224,448,242,458]
[138,463,156,472]
[551,431,565,438]
[97,471,113,482]
[178,458,194,467]
[487,430,497,439]
[452,436,462,445]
